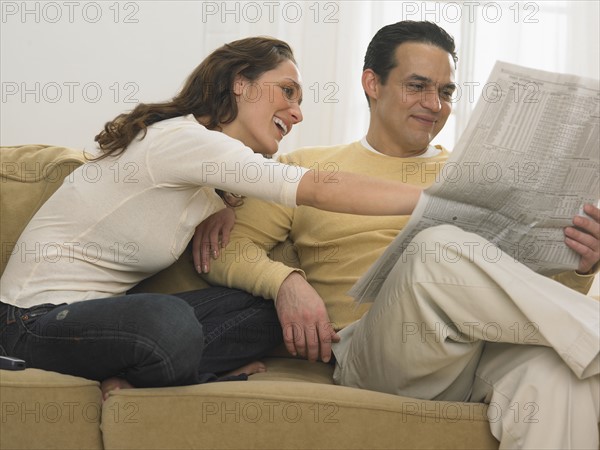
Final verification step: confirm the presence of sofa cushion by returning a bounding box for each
[128,243,210,294]
[0,145,86,276]
[0,368,103,450]
[249,357,335,384]
[101,357,497,450]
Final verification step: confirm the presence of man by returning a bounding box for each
[198,21,600,448]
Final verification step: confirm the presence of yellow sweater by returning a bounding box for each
[203,141,596,329]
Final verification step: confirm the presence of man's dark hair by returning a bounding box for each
[363,21,458,105]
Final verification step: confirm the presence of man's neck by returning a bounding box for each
[362,135,437,158]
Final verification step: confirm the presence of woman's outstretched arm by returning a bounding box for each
[296,169,422,216]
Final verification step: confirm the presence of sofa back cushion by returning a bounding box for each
[0,144,211,294]
[1,145,86,277]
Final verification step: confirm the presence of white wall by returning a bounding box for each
[1,1,365,153]
[3,1,598,153]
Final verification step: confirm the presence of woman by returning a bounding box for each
[0,37,420,398]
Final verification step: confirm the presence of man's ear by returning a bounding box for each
[362,69,379,105]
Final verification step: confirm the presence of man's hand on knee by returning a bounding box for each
[276,273,340,363]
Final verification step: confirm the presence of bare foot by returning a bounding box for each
[101,377,134,401]
[225,361,267,377]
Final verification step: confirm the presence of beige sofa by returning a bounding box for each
[1,144,503,449]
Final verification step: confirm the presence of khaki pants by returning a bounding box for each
[333,225,599,449]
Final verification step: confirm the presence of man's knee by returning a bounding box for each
[411,225,481,249]
[399,225,491,270]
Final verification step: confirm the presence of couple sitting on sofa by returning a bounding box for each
[1,21,599,449]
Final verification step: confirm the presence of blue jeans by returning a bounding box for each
[0,287,282,387]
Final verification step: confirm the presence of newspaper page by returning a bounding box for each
[350,61,600,304]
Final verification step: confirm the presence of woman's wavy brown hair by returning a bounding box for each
[94,36,296,159]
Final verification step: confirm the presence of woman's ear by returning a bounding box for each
[233,75,246,96]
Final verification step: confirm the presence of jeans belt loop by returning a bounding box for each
[6,305,17,325]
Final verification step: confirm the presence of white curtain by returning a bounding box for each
[455,0,600,142]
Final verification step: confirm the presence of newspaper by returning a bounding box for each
[350,61,600,304]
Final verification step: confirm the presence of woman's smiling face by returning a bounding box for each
[221,59,304,155]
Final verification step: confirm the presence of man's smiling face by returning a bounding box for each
[366,42,456,157]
